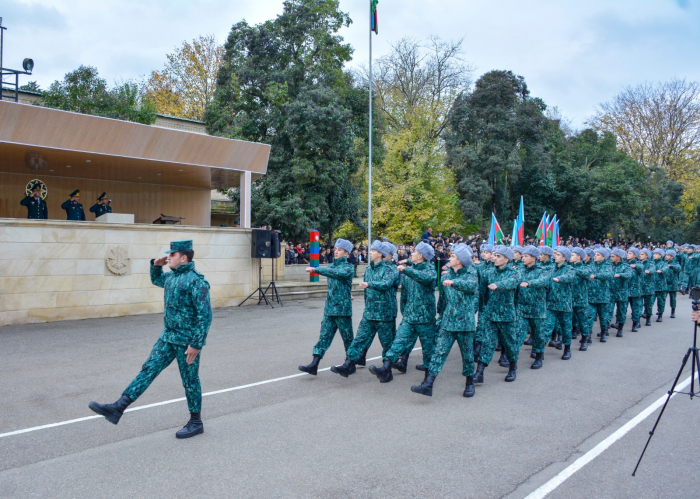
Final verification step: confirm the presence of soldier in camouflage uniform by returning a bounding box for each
[473,245,521,383]
[640,248,657,326]
[411,245,478,397]
[299,239,356,375]
[570,247,592,350]
[331,241,396,378]
[686,246,700,293]
[665,249,681,318]
[543,247,576,359]
[678,245,689,294]
[473,244,495,359]
[588,248,613,342]
[369,241,437,383]
[608,248,634,338]
[380,242,405,371]
[89,240,212,439]
[653,248,670,322]
[515,246,549,369]
[626,247,644,331]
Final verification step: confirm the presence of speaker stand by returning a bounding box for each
[263,258,283,306]
[239,261,275,308]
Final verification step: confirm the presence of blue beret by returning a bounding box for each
[666,249,677,258]
[416,241,434,261]
[480,244,494,253]
[540,246,554,257]
[611,248,627,259]
[370,240,388,257]
[164,240,193,254]
[334,238,354,254]
[628,247,640,259]
[522,245,540,258]
[641,248,653,258]
[454,245,473,267]
[555,246,571,261]
[381,241,397,256]
[493,245,514,261]
[571,247,586,260]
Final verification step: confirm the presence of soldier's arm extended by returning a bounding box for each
[658,262,670,276]
[188,281,213,350]
[403,265,437,286]
[523,270,549,289]
[669,261,681,275]
[366,269,393,291]
[451,272,478,294]
[555,268,577,284]
[150,261,168,288]
[315,264,354,280]
[619,264,634,280]
[591,265,613,280]
[574,266,592,279]
[495,270,520,291]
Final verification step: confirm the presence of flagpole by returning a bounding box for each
[367,1,373,245]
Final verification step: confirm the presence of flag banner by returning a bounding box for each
[517,196,525,245]
[371,0,378,33]
[511,220,518,247]
[535,212,546,242]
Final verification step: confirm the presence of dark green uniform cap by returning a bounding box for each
[69,189,80,198]
[98,192,107,201]
[164,240,193,254]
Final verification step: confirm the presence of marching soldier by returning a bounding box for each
[379,241,404,370]
[570,247,592,350]
[665,249,681,318]
[61,190,86,221]
[89,240,212,438]
[473,243,495,359]
[588,248,613,342]
[653,248,670,322]
[626,247,644,331]
[20,185,48,219]
[90,192,112,219]
[411,244,478,397]
[299,239,356,375]
[640,248,656,326]
[514,246,549,369]
[543,247,576,359]
[608,248,633,337]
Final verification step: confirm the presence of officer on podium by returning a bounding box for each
[90,192,112,219]
[61,190,86,221]
[20,185,48,219]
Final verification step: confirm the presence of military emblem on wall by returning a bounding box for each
[25,179,48,199]
[25,152,48,172]
[106,245,131,276]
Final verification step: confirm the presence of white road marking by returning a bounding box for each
[0,350,420,439]
[524,374,693,499]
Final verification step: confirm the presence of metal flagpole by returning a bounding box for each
[368,1,373,245]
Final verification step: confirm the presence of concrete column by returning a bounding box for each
[239,171,251,228]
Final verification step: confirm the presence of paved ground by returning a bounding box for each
[1,295,699,498]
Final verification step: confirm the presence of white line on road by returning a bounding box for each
[524,374,693,499]
[0,351,420,439]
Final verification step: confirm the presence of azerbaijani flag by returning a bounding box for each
[516,196,525,245]
[555,217,560,246]
[535,212,546,243]
[371,0,378,34]
[489,213,505,245]
[547,215,557,248]
[510,220,518,247]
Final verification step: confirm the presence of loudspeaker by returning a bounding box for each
[251,229,272,258]
[270,231,281,259]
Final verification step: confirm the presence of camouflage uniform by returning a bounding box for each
[385,261,437,366]
[571,260,592,337]
[654,258,670,315]
[478,266,521,364]
[429,267,479,377]
[678,251,689,290]
[609,261,633,326]
[627,259,644,324]
[666,257,681,310]
[311,257,355,359]
[123,260,212,413]
[587,260,613,333]
[474,261,494,350]
[515,264,549,353]
[686,252,700,290]
[543,263,576,346]
[346,260,397,360]
[641,258,657,317]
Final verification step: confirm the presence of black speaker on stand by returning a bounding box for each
[239,229,283,308]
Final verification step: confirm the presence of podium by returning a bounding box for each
[96,213,135,224]
[153,215,184,225]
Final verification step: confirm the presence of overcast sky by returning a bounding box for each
[2,0,699,128]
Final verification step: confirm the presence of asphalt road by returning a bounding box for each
[1,295,699,498]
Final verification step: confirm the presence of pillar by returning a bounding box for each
[239,171,251,228]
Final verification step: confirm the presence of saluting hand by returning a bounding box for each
[185,346,200,365]
[153,256,168,267]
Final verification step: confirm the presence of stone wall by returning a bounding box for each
[0,218,259,326]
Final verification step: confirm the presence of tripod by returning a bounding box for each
[263,257,283,306]
[239,260,275,308]
[632,304,700,476]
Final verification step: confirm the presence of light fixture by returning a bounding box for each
[138,176,142,179]
[66,165,71,168]
[179,169,184,172]
[49,169,54,172]
[22,58,34,73]
[157,173,161,176]
[86,160,91,163]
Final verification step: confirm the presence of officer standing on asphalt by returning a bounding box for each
[20,185,48,219]
[61,190,85,221]
[89,240,212,439]
[299,239,355,375]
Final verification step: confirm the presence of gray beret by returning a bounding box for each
[690,244,696,249]
[653,247,665,256]
[480,243,494,253]
[540,246,554,257]
[585,248,595,259]
[522,245,540,258]
[416,241,434,261]
[555,246,571,262]
[595,248,610,259]
[334,238,354,254]
[666,240,673,245]
[381,241,397,256]
[512,245,524,254]
[666,249,677,258]
[641,248,653,258]
[453,245,473,267]
[370,240,388,257]
[493,245,514,261]
[628,247,640,259]
[571,247,586,260]
[611,248,627,260]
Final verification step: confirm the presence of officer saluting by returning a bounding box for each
[20,185,48,219]
[61,190,86,221]
[89,192,112,219]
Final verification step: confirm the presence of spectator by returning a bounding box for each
[421,227,433,241]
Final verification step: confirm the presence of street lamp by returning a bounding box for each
[1,20,36,102]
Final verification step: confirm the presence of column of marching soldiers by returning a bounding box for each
[298,238,694,398]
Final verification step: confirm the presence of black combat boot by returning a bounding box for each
[562,345,571,360]
[645,316,652,326]
[464,376,475,397]
[548,332,557,347]
[656,313,663,323]
[331,358,356,378]
[671,308,676,318]
[495,342,502,352]
[88,394,132,425]
[579,337,588,351]
[474,343,482,359]
[368,359,394,383]
[600,328,607,342]
[298,355,321,375]
[530,350,536,359]
[616,323,624,337]
[552,334,563,350]
[641,312,648,319]
[411,373,435,396]
[392,353,409,373]
[498,350,509,367]
[587,335,592,343]
[356,350,368,367]
[523,335,533,346]
[632,321,639,332]
[505,361,517,382]
[571,327,578,340]
[175,412,204,439]
[473,362,486,384]
[531,352,543,369]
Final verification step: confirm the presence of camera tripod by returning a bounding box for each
[238,258,283,308]
[632,299,700,476]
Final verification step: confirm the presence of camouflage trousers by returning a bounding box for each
[478,320,518,365]
[642,294,655,317]
[312,315,354,359]
[124,339,201,413]
[428,329,475,377]
[628,296,643,323]
[668,291,677,310]
[680,271,688,289]
[656,291,668,315]
[386,320,436,367]
[516,316,546,353]
[544,310,573,346]
[347,318,395,361]
[572,306,590,336]
[610,300,629,326]
[587,303,610,333]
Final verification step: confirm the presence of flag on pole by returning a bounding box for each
[371,0,378,34]
[511,219,518,247]
[555,217,560,246]
[516,196,525,245]
[547,215,557,248]
[535,212,546,243]
[489,213,505,245]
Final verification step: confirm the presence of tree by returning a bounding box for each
[144,35,224,121]
[40,65,156,124]
[19,81,40,92]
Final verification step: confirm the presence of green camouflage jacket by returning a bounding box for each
[641,259,657,295]
[665,258,681,292]
[401,261,437,324]
[151,261,212,350]
[386,263,400,318]
[515,264,549,319]
[483,266,520,322]
[315,257,354,317]
[609,261,634,301]
[653,258,670,292]
[588,260,613,304]
[570,261,592,308]
[437,266,478,332]
[476,261,494,311]
[626,259,644,298]
[547,263,576,312]
[362,260,396,321]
